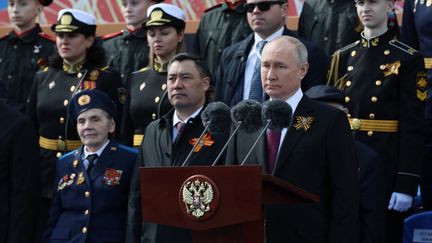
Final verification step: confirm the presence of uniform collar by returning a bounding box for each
[124,26,147,39]
[82,139,110,159]
[223,0,247,12]
[63,60,87,73]
[153,59,169,73]
[9,24,43,43]
[360,30,394,48]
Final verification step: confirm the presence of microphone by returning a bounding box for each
[211,99,263,165]
[240,99,292,166]
[181,102,232,167]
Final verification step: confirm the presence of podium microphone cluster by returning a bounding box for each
[240,99,293,166]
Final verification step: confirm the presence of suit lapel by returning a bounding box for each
[89,141,117,181]
[272,97,314,175]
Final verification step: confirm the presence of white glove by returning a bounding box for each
[388,192,413,212]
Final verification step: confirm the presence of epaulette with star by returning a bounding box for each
[38,32,55,42]
[389,40,418,55]
[101,31,123,40]
[132,66,150,74]
[204,3,222,13]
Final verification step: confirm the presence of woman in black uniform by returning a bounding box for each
[26,9,124,241]
[121,3,186,147]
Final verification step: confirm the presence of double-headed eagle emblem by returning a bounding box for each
[182,179,214,219]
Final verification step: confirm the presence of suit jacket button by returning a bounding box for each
[84,209,89,215]
[85,191,90,197]
[82,227,87,233]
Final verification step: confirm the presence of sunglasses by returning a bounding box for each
[245,1,286,13]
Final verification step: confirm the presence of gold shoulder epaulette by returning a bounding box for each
[100,65,109,71]
[132,66,150,74]
[389,40,417,55]
[338,40,361,53]
[43,67,49,72]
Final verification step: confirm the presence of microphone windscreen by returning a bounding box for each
[262,99,293,129]
[231,99,263,133]
[201,102,232,133]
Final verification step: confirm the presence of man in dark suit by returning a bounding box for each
[43,89,137,242]
[127,53,229,243]
[226,36,359,243]
[0,81,40,243]
[215,0,329,107]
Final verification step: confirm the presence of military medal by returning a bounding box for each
[33,45,42,53]
[76,172,85,185]
[383,61,401,76]
[293,116,315,132]
[72,159,78,168]
[103,168,123,186]
[89,70,99,81]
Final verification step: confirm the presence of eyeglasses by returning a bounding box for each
[245,1,286,13]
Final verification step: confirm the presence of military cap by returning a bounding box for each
[144,3,186,30]
[305,85,345,106]
[38,0,53,6]
[51,9,97,36]
[68,90,116,121]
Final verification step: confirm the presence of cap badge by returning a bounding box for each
[151,10,163,21]
[60,14,73,25]
[78,94,91,106]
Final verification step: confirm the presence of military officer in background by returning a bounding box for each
[401,0,432,210]
[327,0,426,242]
[26,9,124,241]
[0,0,55,112]
[194,0,252,77]
[43,89,137,242]
[102,0,164,86]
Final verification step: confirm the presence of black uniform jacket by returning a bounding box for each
[120,65,172,147]
[103,28,150,86]
[226,96,359,243]
[0,24,55,112]
[0,103,40,243]
[215,28,329,107]
[26,64,124,198]
[327,30,426,196]
[194,2,252,76]
[126,107,229,243]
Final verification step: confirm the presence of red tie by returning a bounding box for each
[174,122,185,144]
[266,129,281,173]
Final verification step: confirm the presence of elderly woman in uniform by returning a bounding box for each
[120,3,186,147]
[26,9,124,241]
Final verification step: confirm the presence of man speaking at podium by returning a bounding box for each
[126,53,228,243]
[225,36,359,243]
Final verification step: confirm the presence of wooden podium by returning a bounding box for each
[139,165,319,243]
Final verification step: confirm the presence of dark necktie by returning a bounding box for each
[174,122,185,144]
[266,129,281,173]
[86,154,98,173]
[249,40,268,102]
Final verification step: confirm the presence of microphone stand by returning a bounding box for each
[181,122,211,167]
[211,121,242,166]
[240,119,271,166]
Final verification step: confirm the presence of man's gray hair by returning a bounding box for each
[270,36,308,66]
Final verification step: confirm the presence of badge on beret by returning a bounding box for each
[189,133,214,152]
[417,72,428,101]
[383,61,401,77]
[103,168,123,186]
[61,14,73,25]
[78,94,91,106]
[293,116,315,132]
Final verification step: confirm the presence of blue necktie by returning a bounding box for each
[249,40,267,102]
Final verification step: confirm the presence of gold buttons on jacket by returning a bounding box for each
[371,96,378,102]
[351,51,356,57]
[380,65,386,70]
[70,86,75,92]
[384,50,390,55]
[140,82,145,91]
[77,72,83,78]
[375,80,382,86]
[84,209,89,215]
[367,131,374,136]
[82,227,87,234]
[85,191,90,197]
[152,113,156,120]
[56,152,62,158]
[345,96,350,103]
[347,66,354,71]
[346,81,352,87]
[162,84,167,90]
[369,113,375,119]
[155,96,160,103]
[59,117,65,124]
[63,99,69,106]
